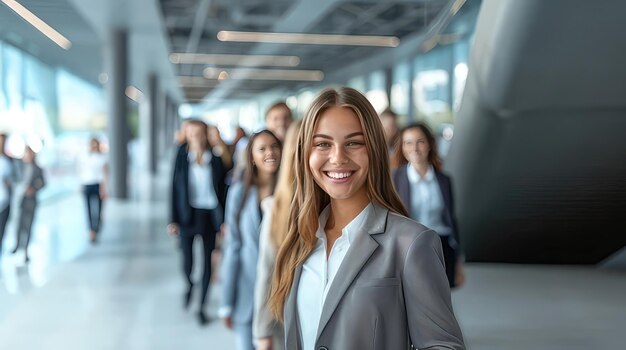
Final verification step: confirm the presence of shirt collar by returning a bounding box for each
[315,202,373,244]
[406,164,435,183]
[188,150,212,164]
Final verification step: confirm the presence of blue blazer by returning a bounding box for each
[170,143,227,233]
[392,166,461,250]
[220,182,263,324]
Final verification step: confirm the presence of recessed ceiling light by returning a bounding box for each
[1,0,72,49]
[169,53,300,67]
[125,86,143,102]
[203,68,324,81]
[217,31,399,47]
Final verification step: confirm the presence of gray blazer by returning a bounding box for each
[220,182,262,324]
[253,196,285,349]
[284,204,465,350]
[20,163,45,210]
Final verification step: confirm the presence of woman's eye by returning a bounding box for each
[315,142,330,148]
[346,141,364,147]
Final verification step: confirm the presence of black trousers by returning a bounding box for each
[15,196,37,251]
[0,205,10,255]
[440,235,459,288]
[180,208,218,309]
[83,184,102,233]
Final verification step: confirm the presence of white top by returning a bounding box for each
[297,203,373,350]
[78,152,107,185]
[0,156,11,210]
[406,164,450,236]
[187,150,218,210]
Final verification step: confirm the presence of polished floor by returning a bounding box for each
[0,171,624,350]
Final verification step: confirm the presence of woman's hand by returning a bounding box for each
[167,223,180,236]
[256,337,273,350]
[223,316,233,330]
[454,261,465,288]
[99,185,108,200]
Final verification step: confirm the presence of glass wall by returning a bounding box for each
[0,39,107,199]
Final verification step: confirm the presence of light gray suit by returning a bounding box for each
[284,204,465,350]
[221,183,262,350]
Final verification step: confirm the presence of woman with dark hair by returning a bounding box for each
[78,137,107,243]
[392,122,465,289]
[253,120,301,350]
[269,88,464,350]
[220,130,282,350]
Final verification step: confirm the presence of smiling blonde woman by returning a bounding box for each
[269,87,465,350]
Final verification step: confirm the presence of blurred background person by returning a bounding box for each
[264,102,293,142]
[220,130,282,350]
[228,126,248,161]
[167,119,227,325]
[11,146,45,263]
[392,123,465,288]
[379,108,400,162]
[208,125,233,171]
[78,137,108,244]
[175,119,190,146]
[0,136,13,258]
[253,120,301,350]
[229,126,250,184]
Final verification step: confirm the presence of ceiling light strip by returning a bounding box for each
[1,0,72,49]
[203,68,324,81]
[217,31,399,47]
[170,53,300,67]
[125,86,143,102]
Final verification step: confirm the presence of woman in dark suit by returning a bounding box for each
[167,119,228,325]
[392,122,465,288]
[11,146,45,263]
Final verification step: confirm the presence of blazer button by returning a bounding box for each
[318,347,329,350]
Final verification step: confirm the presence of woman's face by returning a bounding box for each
[187,123,208,150]
[309,106,369,202]
[90,140,100,152]
[252,133,281,176]
[401,127,431,166]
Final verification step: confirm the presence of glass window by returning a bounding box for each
[3,44,23,110]
[57,69,106,131]
[366,70,388,113]
[413,69,451,127]
[391,61,410,125]
[0,42,6,111]
[347,76,366,94]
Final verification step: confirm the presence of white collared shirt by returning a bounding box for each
[187,150,218,210]
[297,203,373,350]
[78,151,107,185]
[406,164,450,236]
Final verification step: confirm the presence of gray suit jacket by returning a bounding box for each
[284,204,465,350]
[220,182,262,324]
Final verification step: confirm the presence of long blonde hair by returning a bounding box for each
[269,120,302,249]
[268,87,408,320]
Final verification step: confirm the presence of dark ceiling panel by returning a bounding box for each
[158,0,453,102]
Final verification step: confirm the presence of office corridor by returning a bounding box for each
[0,169,624,350]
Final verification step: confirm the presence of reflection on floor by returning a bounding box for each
[0,181,624,349]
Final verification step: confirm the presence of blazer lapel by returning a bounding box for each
[315,204,389,342]
[285,265,303,350]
